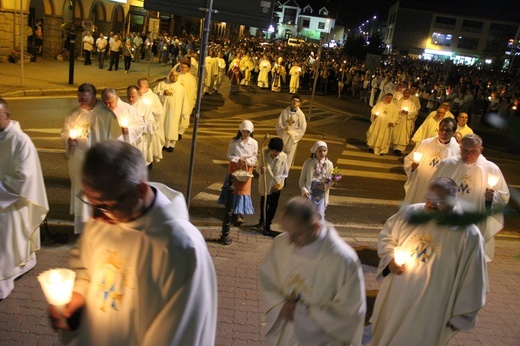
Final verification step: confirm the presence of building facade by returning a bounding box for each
[0,0,247,61]
[272,0,343,45]
[384,0,519,67]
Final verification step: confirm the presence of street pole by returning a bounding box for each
[307,37,324,125]
[185,0,216,208]
[19,0,24,86]
[68,0,76,85]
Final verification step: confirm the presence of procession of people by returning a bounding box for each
[2,30,518,346]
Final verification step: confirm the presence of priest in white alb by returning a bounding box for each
[127,85,157,168]
[101,87,145,152]
[431,134,509,262]
[367,93,399,156]
[403,118,460,204]
[259,197,366,346]
[138,77,165,163]
[0,97,49,299]
[411,107,447,145]
[391,89,419,156]
[275,94,307,170]
[371,177,487,345]
[154,70,191,152]
[61,83,121,234]
[50,141,217,345]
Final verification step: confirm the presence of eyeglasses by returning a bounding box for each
[424,193,446,206]
[77,189,132,214]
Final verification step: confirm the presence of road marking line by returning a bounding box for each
[208,183,223,191]
[339,169,407,181]
[24,128,62,133]
[341,150,402,162]
[191,191,220,205]
[337,158,404,170]
[328,195,402,206]
[31,137,61,141]
[37,148,66,154]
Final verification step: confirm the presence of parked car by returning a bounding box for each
[287,38,306,47]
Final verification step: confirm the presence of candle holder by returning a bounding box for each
[38,268,76,329]
[119,117,130,143]
[68,129,79,156]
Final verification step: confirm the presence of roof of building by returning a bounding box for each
[276,0,340,18]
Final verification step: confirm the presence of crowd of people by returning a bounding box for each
[1,32,518,345]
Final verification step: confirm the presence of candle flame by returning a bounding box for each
[69,129,79,139]
[413,152,423,163]
[394,246,408,266]
[487,174,499,188]
[38,268,76,306]
[120,117,129,127]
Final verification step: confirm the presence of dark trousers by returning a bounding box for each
[259,190,281,231]
[109,51,120,70]
[124,56,132,71]
[98,51,105,68]
[84,50,91,65]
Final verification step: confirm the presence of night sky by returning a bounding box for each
[338,0,519,28]
[338,0,396,27]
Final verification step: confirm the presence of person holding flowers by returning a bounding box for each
[299,141,341,219]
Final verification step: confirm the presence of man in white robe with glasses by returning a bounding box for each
[50,140,217,345]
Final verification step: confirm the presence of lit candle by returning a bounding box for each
[68,129,79,156]
[38,268,76,330]
[69,129,79,139]
[403,106,409,112]
[119,117,130,143]
[142,98,150,106]
[375,111,380,116]
[487,174,499,188]
[413,152,423,163]
[394,246,408,266]
[513,105,517,110]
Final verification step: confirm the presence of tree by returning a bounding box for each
[343,35,366,59]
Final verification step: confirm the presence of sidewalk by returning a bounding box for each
[0,227,519,345]
[0,57,171,98]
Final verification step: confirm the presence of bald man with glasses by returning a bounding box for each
[49,140,217,344]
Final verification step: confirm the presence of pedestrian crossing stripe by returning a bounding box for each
[337,158,403,170]
[341,149,401,162]
[336,144,407,181]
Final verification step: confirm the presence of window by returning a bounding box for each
[283,8,297,24]
[434,16,456,30]
[390,12,396,24]
[461,20,483,34]
[457,36,479,50]
[489,23,516,37]
[318,22,325,29]
[302,19,310,28]
[431,32,452,46]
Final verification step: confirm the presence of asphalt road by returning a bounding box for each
[6,87,520,236]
